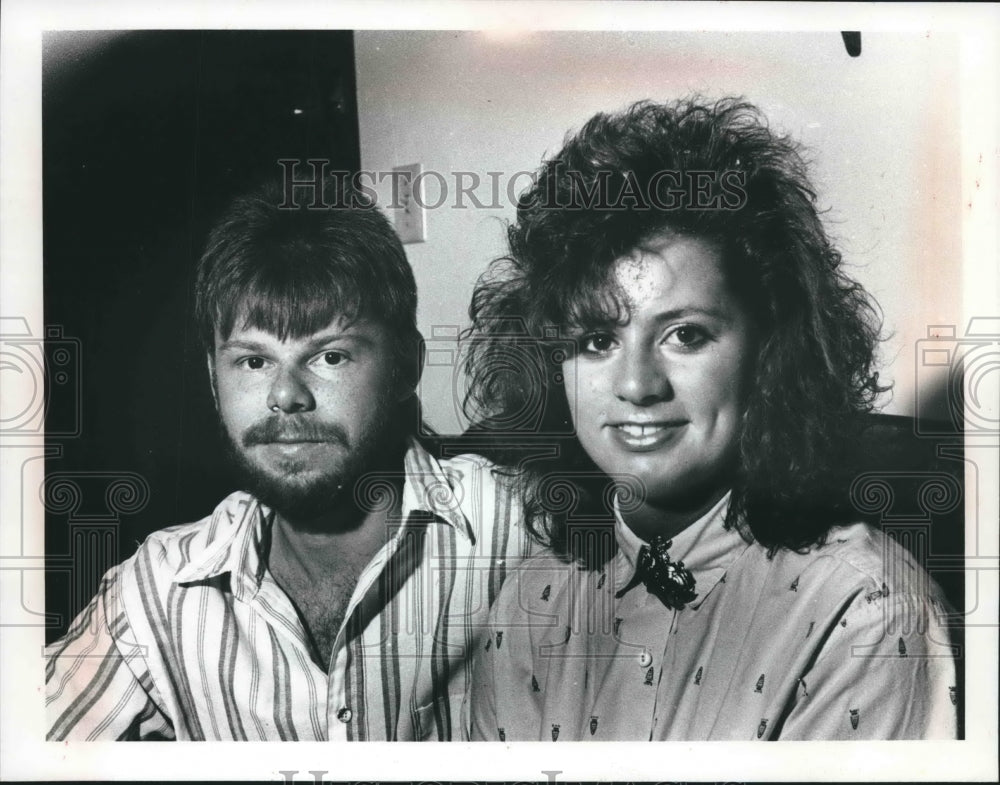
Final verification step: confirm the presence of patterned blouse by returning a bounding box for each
[467,493,959,741]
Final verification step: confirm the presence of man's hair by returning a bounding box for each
[463,97,888,559]
[195,176,423,427]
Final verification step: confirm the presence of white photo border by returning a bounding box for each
[1,1,997,781]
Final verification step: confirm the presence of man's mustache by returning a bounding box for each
[241,417,350,448]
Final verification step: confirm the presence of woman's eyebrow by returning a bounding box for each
[567,306,731,332]
[649,306,731,323]
[564,318,620,333]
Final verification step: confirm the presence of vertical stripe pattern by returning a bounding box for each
[45,440,531,741]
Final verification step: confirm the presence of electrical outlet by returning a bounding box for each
[392,163,426,244]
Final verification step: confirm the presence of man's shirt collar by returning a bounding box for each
[611,490,752,608]
[172,436,475,595]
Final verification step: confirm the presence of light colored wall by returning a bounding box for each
[355,30,963,434]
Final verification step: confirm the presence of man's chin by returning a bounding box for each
[220,413,403,525]
[227,447,355,523]
[252,478,346,522]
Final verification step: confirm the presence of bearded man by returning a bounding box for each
[45,177,531,740]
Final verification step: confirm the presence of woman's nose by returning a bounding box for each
[612,346,672,406]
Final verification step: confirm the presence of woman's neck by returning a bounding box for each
[621,485,730,543]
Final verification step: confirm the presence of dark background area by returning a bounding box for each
[43,30,361,641]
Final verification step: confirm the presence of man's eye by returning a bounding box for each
[241,356,267,370]
[320,351,346,366]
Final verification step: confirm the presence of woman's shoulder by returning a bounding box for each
[769,521,948,605]
[491,548,582,617]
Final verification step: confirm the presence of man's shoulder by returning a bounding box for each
[434,450,501,491]
[121,491,258,582]
[424,448,525,523]
[434,449,501,478]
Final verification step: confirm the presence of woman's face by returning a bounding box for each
[561,233,755,511]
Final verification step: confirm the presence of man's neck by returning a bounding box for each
[266,478,405,672]
[269,477,404,579]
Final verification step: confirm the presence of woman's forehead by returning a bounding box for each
[610,236,729,311]
[553,231,741,329]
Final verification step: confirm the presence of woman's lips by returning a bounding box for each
[606,420,687,451]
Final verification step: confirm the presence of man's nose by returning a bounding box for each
[612,346,672,406]
[266,366,316,413]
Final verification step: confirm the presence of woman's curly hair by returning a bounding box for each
[463,97,888,561]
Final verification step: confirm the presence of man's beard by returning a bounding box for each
[221,407,399,527]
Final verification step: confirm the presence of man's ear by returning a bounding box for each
[395,331,425,403]
[206,352,219,410]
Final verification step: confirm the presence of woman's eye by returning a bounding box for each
[580,332,616,354]
[666,325,709,348]
[241,356,266,370]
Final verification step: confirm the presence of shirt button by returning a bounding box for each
[337,707,353,723]
[638,650,653,668]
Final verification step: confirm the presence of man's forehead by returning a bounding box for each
[214,314,384,347]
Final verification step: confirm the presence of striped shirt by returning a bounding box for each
[468,492,959,741]
[46,440,533,740]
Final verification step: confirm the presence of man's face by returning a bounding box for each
[210,315,404,521]
[561,234,755,513]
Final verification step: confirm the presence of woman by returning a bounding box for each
[462,98,958,740]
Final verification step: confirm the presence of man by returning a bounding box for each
[45,176,531,740]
